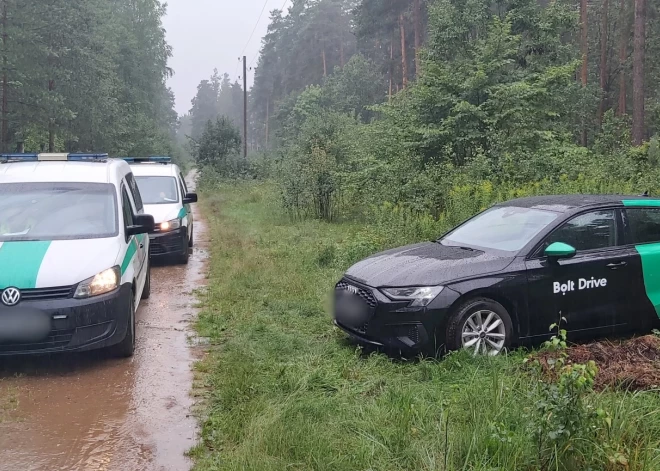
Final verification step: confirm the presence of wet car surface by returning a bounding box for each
[0,172,205,471]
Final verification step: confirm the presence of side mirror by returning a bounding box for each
[127,214,155,236]
[183,192,198,204]
[544,242,576,260]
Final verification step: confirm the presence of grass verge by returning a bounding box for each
[190,181,660,471]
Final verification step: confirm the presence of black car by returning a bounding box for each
[334,195,660,356]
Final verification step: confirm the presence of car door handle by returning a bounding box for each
[606,261,627,269]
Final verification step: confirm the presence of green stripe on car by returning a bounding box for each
[0,241,51,289]
[121,237,138,275]
[178,207,188,219]
[622,200,660,207]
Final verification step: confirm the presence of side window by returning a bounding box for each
[543,210,617,252]
[178,178,186,199]
[121,187,135,229]
[626,208,660,244]
[126,173,144,212]
[179,172,188,194]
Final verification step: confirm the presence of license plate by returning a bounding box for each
[0,308,51,344]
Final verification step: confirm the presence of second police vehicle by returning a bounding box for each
[125,157,197,264]
[334,195,660,356]
[0,153,154,357]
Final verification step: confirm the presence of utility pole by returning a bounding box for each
[243,55,248,159]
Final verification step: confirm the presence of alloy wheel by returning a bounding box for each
[461,310,506,356]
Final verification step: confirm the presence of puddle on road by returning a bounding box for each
[0,173,207,471]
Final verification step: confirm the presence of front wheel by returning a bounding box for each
[178,234,190,265]
[446,297,513,356]
[141,261,151,300]
[113,294,136,358]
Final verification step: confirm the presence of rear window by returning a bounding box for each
[0,182,118,241]
[626,208,660,244]
[134,176,179,205]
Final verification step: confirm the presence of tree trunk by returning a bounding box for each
[265,99,269,147]
[580,0,588,146]
[322,47,327,77]
[618,0,629,116]
[1,0,8,153]
[598,0,609,124]
[340,28,345,68]
[48,78,55,152]
[399,13,408,88]
[389,34,394,99]
[632,0,645,145]
[413,0,422,77]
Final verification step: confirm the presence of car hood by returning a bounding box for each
[143,203,181,224]
[345,242,515,288]
[0,238,122,289]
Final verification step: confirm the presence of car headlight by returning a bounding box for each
[160,218,181,232]
[381,286,444,307]
[74,266,120,299]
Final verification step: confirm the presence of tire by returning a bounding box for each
[141,261,151,300]
[179,234,190,265]
[113,294,136,358]
[446,297,513,356]
[188,226,194,248]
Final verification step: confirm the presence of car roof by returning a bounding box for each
[499,194,660,213]
[0,160,129,184]
[129,163,179,178]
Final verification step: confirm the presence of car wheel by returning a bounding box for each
[189,227,194,247]
[141,261,151,300]
[179,235,190,265]
[113,294,136,358]
[446,297,513,356]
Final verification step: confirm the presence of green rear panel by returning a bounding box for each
[633,244,660,317]
[0,241,52,289]
[623,200,660,317]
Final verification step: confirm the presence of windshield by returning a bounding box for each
[442,206,558,252]
[0,183,118,241]
[135,176,179,205]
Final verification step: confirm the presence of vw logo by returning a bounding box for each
[1,287,21,306]
[345,285,360,296]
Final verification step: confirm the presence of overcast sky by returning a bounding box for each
[163,0,287,115]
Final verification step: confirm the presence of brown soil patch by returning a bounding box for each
[533,335,660,391]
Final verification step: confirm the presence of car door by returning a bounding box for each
[121,184,147,298]
[178,173,192,236]
[620,206,660,326]
[525,208,631,339]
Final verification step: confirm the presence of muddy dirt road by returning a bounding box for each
[0,172,205,471]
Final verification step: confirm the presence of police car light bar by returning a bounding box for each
[0,153,108,162]
[121,156,172,164]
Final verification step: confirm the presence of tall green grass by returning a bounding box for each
[191,181,660,471]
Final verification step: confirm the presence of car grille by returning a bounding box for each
[150,235,183,256]
[0,328,74,353]
[335,281,377,308]
[21,286,74,301]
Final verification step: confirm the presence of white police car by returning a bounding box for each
[124,157,197,264]
[0,153,154,357]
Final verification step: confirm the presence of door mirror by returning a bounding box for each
[544,242,576,260]
[127,214,155,236]
[183,192,198,204]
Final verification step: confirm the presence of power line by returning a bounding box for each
[248,0,290,70]
[239,0,271,59]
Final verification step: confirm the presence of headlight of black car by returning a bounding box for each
[381,286,444,307]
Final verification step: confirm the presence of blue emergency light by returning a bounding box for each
[121,156,171,164]
[0,153,108,163]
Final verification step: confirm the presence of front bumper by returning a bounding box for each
[0,284,132,355]
[149,227,186,257]
[333,278,461,353]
